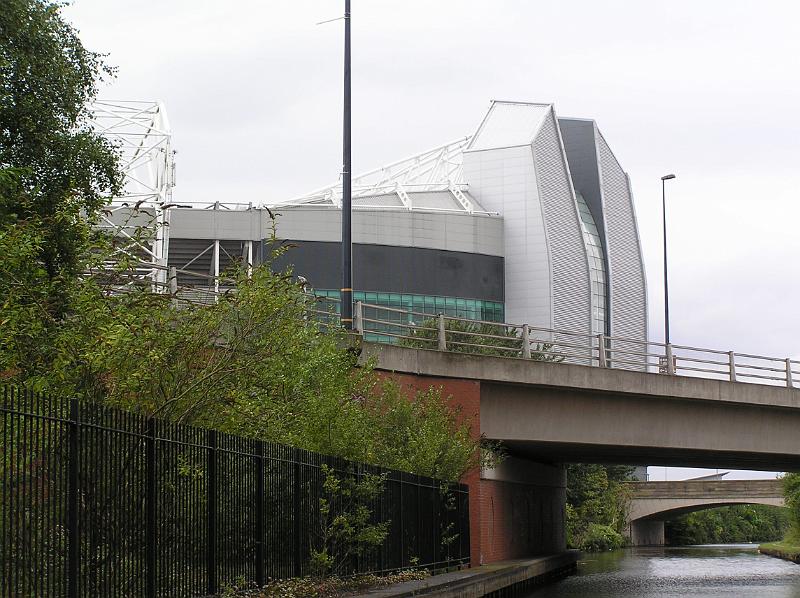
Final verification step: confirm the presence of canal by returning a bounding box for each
[528,545,800,597]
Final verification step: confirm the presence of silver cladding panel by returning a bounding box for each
[272,206,504,257]
[534,111,592,337]
[596,128,648,363]
[168,208,267,241]
[462,145,552,329]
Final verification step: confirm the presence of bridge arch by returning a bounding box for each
[625,480,785,546]
[629,497,785,523]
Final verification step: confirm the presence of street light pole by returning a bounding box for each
[341,0,353,330]
[661,174,676,345]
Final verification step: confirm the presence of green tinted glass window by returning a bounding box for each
[313,290,505,341]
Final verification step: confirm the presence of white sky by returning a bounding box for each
[63,1,800,481]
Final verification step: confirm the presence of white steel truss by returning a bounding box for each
[283,136,473,211]
[92,100,176,287]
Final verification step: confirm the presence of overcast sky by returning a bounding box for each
[63,1,800,480]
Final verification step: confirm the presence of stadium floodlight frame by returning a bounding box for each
[92,100,176,288]
[281,136,475,212]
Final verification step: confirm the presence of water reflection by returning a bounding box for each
[528,545,800,597]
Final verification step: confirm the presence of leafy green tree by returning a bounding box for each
[2,217,481,480]
[781,473,800,543]
[0,0,120,379]
[1,0,121,278]
[309,465,389,577]
[358,380,482,481]
[566,463,633,551]
[1,0,480,495]
[665,504,789,545]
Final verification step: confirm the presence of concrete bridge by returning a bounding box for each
[360,343,800,566]
[625,479,785,545]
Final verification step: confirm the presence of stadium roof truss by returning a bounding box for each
[281,136,484,213]
[92,100,176,287]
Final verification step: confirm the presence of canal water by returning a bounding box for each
[528,545,800,597]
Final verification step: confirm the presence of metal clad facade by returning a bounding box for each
[462,144,552,328]
[273,207,504,257]
[596,129,648,365]
[534,111,592,337]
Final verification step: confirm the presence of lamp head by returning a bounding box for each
[661,174,676,181]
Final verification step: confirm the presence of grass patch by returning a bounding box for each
[759,541,800,564]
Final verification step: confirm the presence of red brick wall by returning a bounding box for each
[375,371,565,565]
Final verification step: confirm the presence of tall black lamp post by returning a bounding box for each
[340,0,353,329]
[339,0,353,329]
[661,173,676,345]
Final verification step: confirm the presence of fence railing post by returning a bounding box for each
[255,441,265,587]
[207,430,218,596]
[354,301,364,335]
[786,358,793,388]
[665,344,676,375]
[67,398,80,598]
[597,334,607,368]
[146,419,157,598]
[729,351,736,383]
[399,475,405,567]
[437,314,447,351]
[168,266,177,294]
[416,475,422,568]
[293,455,302,578]
[522,324,531,359]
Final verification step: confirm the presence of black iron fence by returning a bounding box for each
[1,387,470,597]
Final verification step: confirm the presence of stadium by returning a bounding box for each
[101,100,647,345]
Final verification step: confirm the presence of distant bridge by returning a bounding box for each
[625,479,785,545]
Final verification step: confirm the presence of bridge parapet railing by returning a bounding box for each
[306,299,800,390]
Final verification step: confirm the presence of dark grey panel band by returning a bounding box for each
[271,240,504,302]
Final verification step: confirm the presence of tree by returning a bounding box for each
[0,2,482,486]
[2,212,481,481]
[566,463,633,551]
[1,0,120,279]
[781,473,800,543]
[665,505,788,545]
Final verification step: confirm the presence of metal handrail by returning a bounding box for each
[345,301,799,389]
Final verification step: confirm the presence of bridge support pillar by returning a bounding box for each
[480,456,567,563]
[375,370,568,566]
[629,520,665,546]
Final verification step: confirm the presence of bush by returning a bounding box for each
[578,523,625,552]
[399,318,561,360]
[565,463,632,550]
[782,473,800,543]
[665,504,789,545]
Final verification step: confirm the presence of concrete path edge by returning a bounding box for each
[353,552,580,598]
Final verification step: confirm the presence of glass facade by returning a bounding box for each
[315,289,504,323]
[575,193,608,335]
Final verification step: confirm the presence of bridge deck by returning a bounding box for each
[365,344,800,471]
